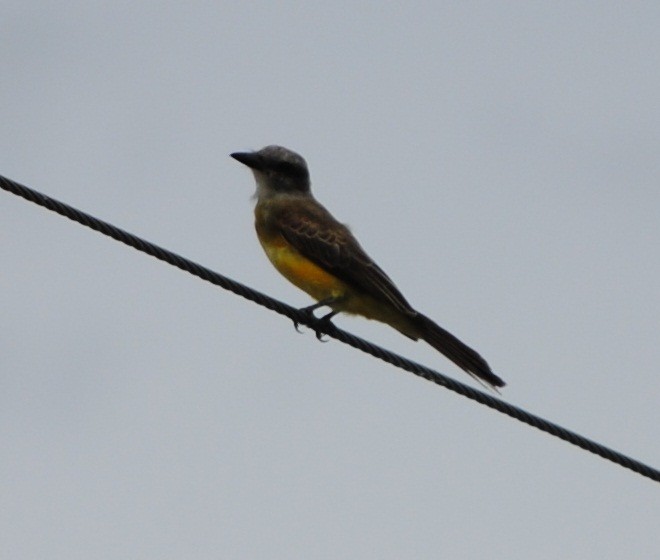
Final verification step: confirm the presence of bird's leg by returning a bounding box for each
[300,297,338,315]
[294,297,341,341]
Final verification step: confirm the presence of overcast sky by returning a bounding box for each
[2,2,659,559]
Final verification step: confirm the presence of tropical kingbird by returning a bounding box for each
[231,145,505,389]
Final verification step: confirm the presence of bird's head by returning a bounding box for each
[231,145,311,198]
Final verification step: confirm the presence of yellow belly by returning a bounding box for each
[259,234,348,303]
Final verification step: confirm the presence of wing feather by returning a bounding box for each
[274,202,416,315]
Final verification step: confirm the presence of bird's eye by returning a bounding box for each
[275,161,305,177]
[275,162,294,173]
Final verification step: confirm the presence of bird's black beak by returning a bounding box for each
[230,151,263,170]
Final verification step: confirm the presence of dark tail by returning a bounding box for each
[414,313,505,389]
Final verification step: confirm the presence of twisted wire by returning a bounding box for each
[2,173,659,484]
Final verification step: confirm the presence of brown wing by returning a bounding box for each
[274,200,416,316]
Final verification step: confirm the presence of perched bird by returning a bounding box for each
[231,145,505,389]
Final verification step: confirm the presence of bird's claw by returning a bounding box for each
[311,311,338,342]
[292,307,337,342]
[293,306,316,334]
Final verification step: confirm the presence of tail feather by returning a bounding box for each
[414,313,505,389]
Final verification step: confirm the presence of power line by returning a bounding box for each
[2,173,659,484]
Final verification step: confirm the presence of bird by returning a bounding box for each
[231,145,505,389]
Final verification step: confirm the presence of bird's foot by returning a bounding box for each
[293,306,316,334]
[310,310,338,342]
[293,299,340,341]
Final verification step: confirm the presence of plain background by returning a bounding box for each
[2,3,659,558]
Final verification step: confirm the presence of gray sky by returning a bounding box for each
[2,2,659,558]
